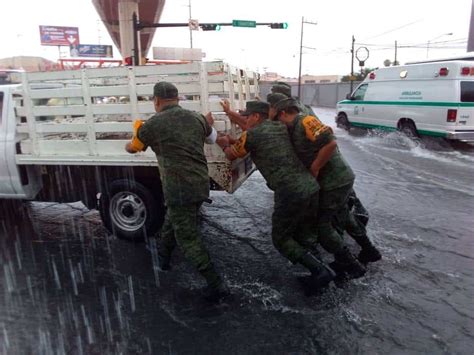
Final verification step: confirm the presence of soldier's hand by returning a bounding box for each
[205,112,214,126]
[216,134,230,147]
[125,142,137,154]
[220,99,230,113]
[310,166,319,178]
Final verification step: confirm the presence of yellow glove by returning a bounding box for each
[129,119,145,151]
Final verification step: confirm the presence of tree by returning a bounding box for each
[341,67,377,82]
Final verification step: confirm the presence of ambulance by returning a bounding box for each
[336,55,474,142]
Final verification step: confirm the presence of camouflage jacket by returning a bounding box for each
[137,104,212,206]
[288,114,355,191]
[231,120,318,198]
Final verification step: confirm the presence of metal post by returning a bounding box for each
[132,12,139,66]
[298,16,304,99]
[350,35,355,94]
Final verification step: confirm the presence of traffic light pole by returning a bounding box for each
[132,19,287,65]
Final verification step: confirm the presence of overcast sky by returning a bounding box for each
[1,0,471,77]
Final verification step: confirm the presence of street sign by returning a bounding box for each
[70,44,113,58]
[232,20,256,28]
[188,19,200,31]
[39,25,80,46]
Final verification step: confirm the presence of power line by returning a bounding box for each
[361,19,423,41]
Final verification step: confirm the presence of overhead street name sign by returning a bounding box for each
[232,20,256,28]
[39,25,80,46]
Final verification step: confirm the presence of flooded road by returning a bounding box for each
[1,107,473,354]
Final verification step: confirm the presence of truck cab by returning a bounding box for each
[0,85,41,199]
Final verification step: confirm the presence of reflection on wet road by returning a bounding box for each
[0,107,473,354]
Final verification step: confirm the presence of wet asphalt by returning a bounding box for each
[0,107,473,354]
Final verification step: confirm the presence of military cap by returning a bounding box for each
[271,83,292,97]
[153,81,179,99]
[266,92,288,107]
[273,97,300,112]
[273,81,291,88]
[240,101,270,116]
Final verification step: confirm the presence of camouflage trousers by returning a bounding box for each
[317,183,355,254]
[333,189,368,239]
[272,191,319,264]
[157,202,213,275]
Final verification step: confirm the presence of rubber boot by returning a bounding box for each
[200,265,230,303]
[157,253,171,271]
[299,252,336,292]
[351,234,382,264]
[333,247,366,279]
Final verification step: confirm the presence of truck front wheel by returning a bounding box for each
[99,179,165,241]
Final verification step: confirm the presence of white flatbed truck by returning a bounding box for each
[0,62,258,239]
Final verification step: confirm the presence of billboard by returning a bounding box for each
[39,25,80,46]
[70,44,113,58]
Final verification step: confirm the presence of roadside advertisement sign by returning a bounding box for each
[70,44,113,58]
[39,25,80,46]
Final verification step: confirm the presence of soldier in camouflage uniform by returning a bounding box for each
[217,100,336,292]
[270,84,372,239]
[125,81,229,302]
[270,81,316,116]
[274,98,381,276]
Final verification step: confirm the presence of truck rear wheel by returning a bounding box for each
[99,179,165,241]
[336,113,350,130]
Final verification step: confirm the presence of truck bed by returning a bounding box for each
[13,61,259,192]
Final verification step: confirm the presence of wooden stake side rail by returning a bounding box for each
[15,61,259,163]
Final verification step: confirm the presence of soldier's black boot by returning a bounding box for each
[351,234,382,264]
[299,252,336,292]
[333,247,366,279]
[201,265,230,303]
[157,249,172,271]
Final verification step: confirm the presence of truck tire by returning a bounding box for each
[99,179,165,241]
[336,113,350,130]
[398,120,418,138]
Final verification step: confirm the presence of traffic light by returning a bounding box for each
[201,24,221,31]
[270,23,288,29]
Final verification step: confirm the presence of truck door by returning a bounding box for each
[0,89,41,199]
[458,81,474,130]
[0,90,15,196]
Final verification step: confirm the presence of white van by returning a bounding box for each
[336,59,474,142]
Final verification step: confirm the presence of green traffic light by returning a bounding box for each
[283,22,288,29]
[216,24,221,31]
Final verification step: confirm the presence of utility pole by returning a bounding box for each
[394,40,398,65]
[469,0,474,51]
[188,0,193,48]
[350,35,355,94]
[298,17,317,99]
[298,17,304,99]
